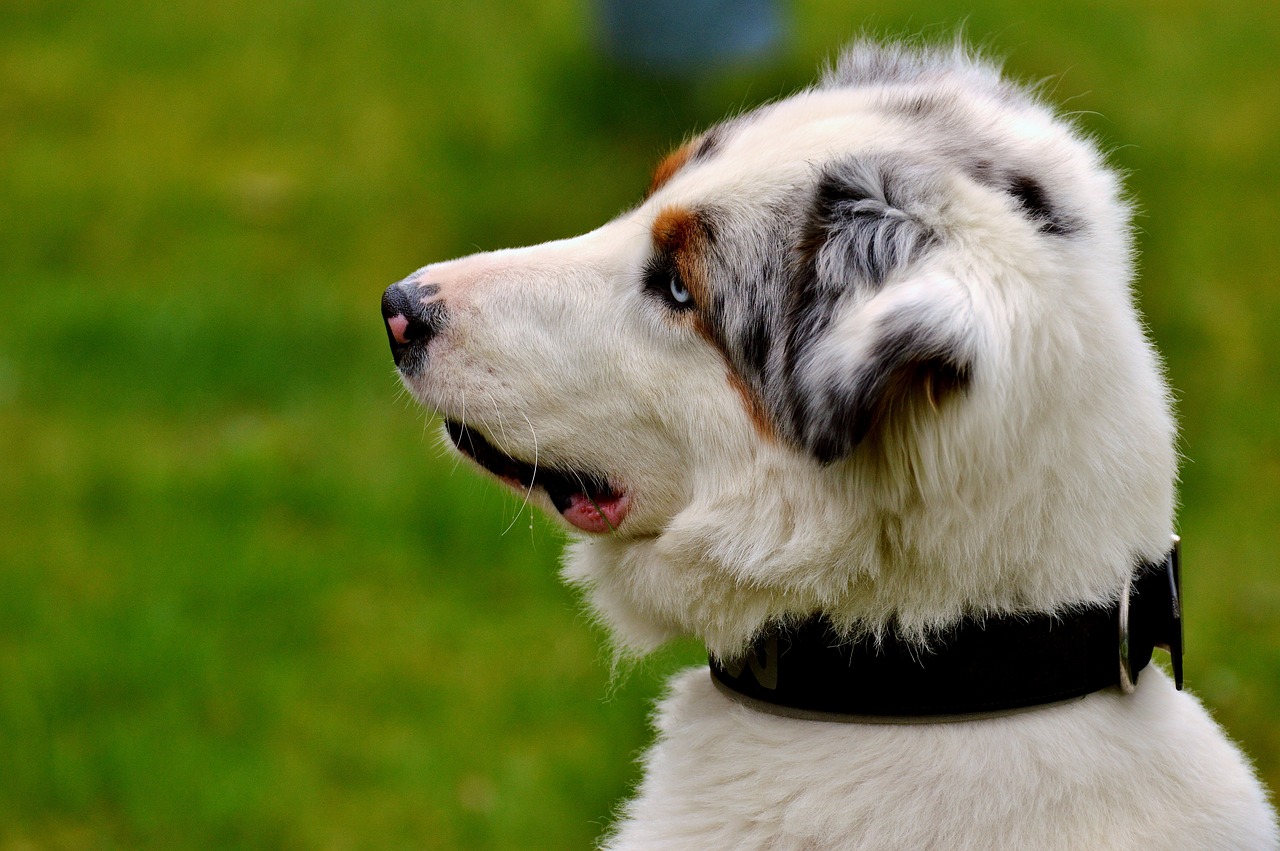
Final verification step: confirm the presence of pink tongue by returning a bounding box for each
[562,491,630,534]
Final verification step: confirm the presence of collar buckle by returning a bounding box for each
[1119,536,1184,694]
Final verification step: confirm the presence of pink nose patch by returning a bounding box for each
[387,314,410,345]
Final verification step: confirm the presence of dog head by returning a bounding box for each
[382,42,1176,657]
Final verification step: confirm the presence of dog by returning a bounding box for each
[381,40,1278,849]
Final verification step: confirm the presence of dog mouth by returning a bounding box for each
[445,420,631,534]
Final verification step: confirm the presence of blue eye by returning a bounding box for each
[644,259,695,311]
[669,275,691,305]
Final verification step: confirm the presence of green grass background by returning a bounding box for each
[1,0,1277,847]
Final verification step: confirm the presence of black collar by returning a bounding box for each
[710,542,1182,720]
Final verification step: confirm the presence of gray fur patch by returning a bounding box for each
[804,156,938,287]
[689,155,947,459]
[797,306,973,462]
[778,155,941,424]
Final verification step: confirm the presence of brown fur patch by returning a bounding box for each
[726,367,777,441]
[651,206,709,251]
[651,206,713,308]
[647,141,695,197]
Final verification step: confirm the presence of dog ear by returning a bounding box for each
[790,276,977,462]
[784,158,977,462]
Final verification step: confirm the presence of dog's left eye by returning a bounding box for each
[668,275,692,306]
[645,261,696,312]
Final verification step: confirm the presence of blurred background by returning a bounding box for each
[1,0,1277,847]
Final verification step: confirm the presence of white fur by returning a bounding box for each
[394,41,1278,848]
[610,668,1275,850]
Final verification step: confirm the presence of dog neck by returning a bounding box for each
[709,543,1182,722]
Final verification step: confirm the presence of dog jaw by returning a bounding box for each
[442,419,633,533]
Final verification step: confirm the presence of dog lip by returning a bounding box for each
[444,420,629,532]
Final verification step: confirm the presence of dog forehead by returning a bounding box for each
[650,90,910,205]
[645,80,1067,216]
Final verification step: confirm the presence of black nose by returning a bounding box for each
[381,281,445,374]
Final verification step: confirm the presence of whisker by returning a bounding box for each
[448,389,472,474]
[502,411,540,537]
